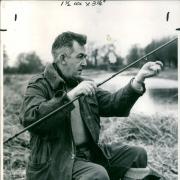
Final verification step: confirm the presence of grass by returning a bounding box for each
[3,75,31,180]
[3,73,178,180]
[99,113,178,180]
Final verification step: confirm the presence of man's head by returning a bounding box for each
[51,31,87,79]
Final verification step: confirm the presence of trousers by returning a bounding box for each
[72,143,147,180]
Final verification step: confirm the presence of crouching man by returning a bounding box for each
[20,31,163,180]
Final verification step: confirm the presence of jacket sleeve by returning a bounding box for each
[96,78,145,117]
[19,78,74,136]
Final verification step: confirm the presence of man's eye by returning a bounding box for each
[78,54,86,59]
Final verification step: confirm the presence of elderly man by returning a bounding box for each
[20,31,163,180]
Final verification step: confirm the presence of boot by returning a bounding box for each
[123,167,163,180]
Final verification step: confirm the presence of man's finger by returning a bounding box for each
[88,82,97,91]
[155,61,163,67]
[154,65,161,74]
[89,81,97,89]
[90,86,96,95]
[86,83,95,91]
[156,69,160,74]
[85,81,97,89]
[91,88,96,95]
[149,65,159,74]
[84,86,91,95]
[86,84,95,96]
[157,65,162,70]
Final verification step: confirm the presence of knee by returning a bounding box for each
[80,165,110,180]
[131,146,147,167]
[132,146,147,158]
[93,166,110,180]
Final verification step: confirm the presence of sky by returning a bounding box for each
[1,1,180,66]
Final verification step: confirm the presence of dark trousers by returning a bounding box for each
[72,143,147,180]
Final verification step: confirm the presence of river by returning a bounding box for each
[87,73,178,115]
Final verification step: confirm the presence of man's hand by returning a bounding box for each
[67,81,97,100]
[132,61,163,92]
[135,61,163,83]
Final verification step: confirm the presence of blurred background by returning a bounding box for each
[2,1,179,180]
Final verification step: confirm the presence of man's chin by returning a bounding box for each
[73,74,82,79]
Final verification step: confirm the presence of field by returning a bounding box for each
[3,72,178,180]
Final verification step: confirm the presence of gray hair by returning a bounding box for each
[51,31,87,60]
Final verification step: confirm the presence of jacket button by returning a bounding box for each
[71,153,75,160]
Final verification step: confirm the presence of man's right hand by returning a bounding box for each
[67,81,97,100]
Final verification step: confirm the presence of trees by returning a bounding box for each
[16,52,44,73]
[86,43,124,71]
[3,36,177,75]
[144,37,177,68]
[3,51,45,74]
[126,37,177,69]
[126,44,144,67]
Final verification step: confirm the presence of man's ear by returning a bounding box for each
[59,54,67,65]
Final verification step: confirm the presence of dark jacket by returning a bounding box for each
[19,63,145,180]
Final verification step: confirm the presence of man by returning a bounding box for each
[20,31,163,180]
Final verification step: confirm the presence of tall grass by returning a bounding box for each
[100,113,178,180]
[3,74,178,180]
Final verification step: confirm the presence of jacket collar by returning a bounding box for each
[44,63,88,90]
[44,63,65,90]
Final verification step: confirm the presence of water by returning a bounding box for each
[133,88,177,115]
[91,74,178,115]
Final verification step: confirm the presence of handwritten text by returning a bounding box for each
[60,0,106,7]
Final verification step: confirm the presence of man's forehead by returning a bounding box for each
[60,41,86,56]
[72,41,85,52]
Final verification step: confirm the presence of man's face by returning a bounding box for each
[61,41,87,79]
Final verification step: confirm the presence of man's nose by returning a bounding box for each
[81,58,87,66]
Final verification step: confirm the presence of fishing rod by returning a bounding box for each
[3,37,177,145]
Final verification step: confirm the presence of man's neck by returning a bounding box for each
[52,62,79,88]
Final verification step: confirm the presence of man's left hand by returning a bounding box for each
[135,61,163,83]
